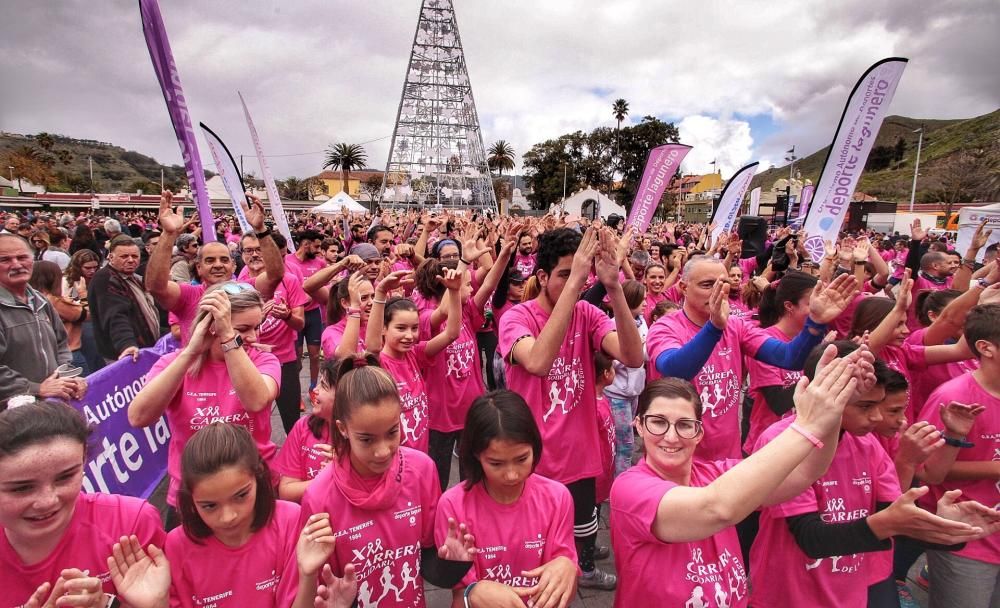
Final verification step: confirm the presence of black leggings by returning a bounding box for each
[275,360,302,434]
[428,429,464,491]
[565,477,598,573]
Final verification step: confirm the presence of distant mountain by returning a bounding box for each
[749,109,1000,203]
[0,132,214,194]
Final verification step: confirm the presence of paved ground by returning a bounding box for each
[149,360,934,607]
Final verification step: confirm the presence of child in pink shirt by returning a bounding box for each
[165,424,303,608]
[363,269,464,454]
[320,272,373,360]
[276,358,340,503]
[298,360,477,607]
[436,391,578,607]
[0,400,166,608]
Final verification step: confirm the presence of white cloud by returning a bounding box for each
[677,116,754,177]
[0,0,996,184]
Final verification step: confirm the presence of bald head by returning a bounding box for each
[682,255,725,281]
[196,241,235,285]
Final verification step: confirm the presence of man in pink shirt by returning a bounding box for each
[498,226,643,590]
[285,229,327,391]
[904,220,957,329]
[146,191,285,345]
[513,230,537,278]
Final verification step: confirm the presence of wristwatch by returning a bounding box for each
[942,435,975,448]
[220,334,244,353]
[976,278,992,289]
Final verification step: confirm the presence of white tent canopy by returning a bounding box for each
[551,188,626,221]
[310,191,367,214]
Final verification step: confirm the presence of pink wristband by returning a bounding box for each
[789,423,824,449]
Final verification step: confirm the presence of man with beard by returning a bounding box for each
[513,230,537,278]
[146,190,284,345]
[0,234,86,406]
[286,229,327,392]
[241,232,309,433]
[89,235,160,363]
[368,224,394,258]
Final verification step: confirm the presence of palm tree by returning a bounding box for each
[612,99,630,131]
[323,143,368,196]
[488,140,516,178]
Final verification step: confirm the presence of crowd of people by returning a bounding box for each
[1,191,1000,607]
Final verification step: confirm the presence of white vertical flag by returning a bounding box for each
[711,162,759,242]
[239,92,295,252]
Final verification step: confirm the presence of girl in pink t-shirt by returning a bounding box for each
[642,262,680,323]
[165,423,310,608]
[0,400,166,608]
[320,272,373,361]
[363,269,464,453]
[611,355,866,608]
[436,390,578,607]
[128,282,281,526]
[298,361,477,607]
[276,357,341,503]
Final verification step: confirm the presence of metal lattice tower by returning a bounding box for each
[379,0,497,212]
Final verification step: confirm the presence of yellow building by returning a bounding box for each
[314,170,385,199]
[689,172,723,200]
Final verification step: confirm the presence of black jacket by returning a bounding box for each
[88,266,158,360]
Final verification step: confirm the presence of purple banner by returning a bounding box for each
[139,0,216,241]
[70,345,172,499]
[797,184,815,223]
[625,143,693,234]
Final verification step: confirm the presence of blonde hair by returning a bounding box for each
[188,282,263,376]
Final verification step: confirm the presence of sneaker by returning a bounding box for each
[914,564,930,590]
[578,567,616,591]
[896,581,918,608]
[594,545,611,561]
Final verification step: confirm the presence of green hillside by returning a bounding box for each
[0,132,212,194]
[749,109,1000,203]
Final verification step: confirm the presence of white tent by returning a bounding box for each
[956,203,1000,262]
[310,191,367,215]
[551,188,626,221]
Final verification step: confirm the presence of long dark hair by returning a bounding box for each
[757,271,818,328]
[0,399,92,457]
[331,354,398,457]
[177,423,276,543]
[459,390,543,491]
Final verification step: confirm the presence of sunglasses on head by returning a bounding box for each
[221,282,254,295]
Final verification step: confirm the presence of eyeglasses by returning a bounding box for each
[440,253,461,261]
[221,282,255,295]
[242,247,261,254]
[509,278,526,286]
[640,415,703,439]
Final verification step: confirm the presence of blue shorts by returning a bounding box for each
[298,307,323,346]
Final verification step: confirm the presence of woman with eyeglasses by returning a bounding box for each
[610,346,864,608]
[128,281,281,530]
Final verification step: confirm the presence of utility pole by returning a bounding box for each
[89,156,94,193]
[909,125,923,212]
[562,163,568,200]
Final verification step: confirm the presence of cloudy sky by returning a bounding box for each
[2,0,997,182]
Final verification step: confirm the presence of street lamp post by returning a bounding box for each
[7,166,13,185]
[784,146,797,226]
[909,126,924,212]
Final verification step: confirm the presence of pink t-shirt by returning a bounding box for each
[646,310,770,461]
[831,291,869,339]
[879,342,928,421]
[166,500,300,608]
[252,273,310,364]
[907,272,953,330]
[643,291,667,324]
[284,252,327,311]
[907,328,979,417]
[320,318,366,360]
[498,299,615,484]
[743,324,801,454]
[728,295,753,319]
[435,475,577,592]
[0,493,165,606]
[919,372,1000,564]
[596,394,616,504]
[513,253,537,278]
[379,343,435,453]
[300,448,441,608]
[750,416,901,608]
[419,297,486,433]
[272,416,331,482]
[610,458,747,608]
[148,348,281,505]
[663,283,684,304]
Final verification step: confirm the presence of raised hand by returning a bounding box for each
[853,237,872,263]
[437,517,477,561]
[200,290,234,341]
[569,227,599,283]
[314,563,358,608]
[708,279,730,330]
[971,219,992,251]
[439,267,464,292]
[298,513,337,577]
[791,347,858,437]
[158,191,185,235]
[107,535,170,608]
[896,421,945,467]
[376,270,414,297]
[911,218,927,241]
[939,401,986,438]
[808,273,859,324]
[242,193,267,232]
[595,228,623,288]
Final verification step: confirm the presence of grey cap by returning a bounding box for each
[350,243,381,261]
